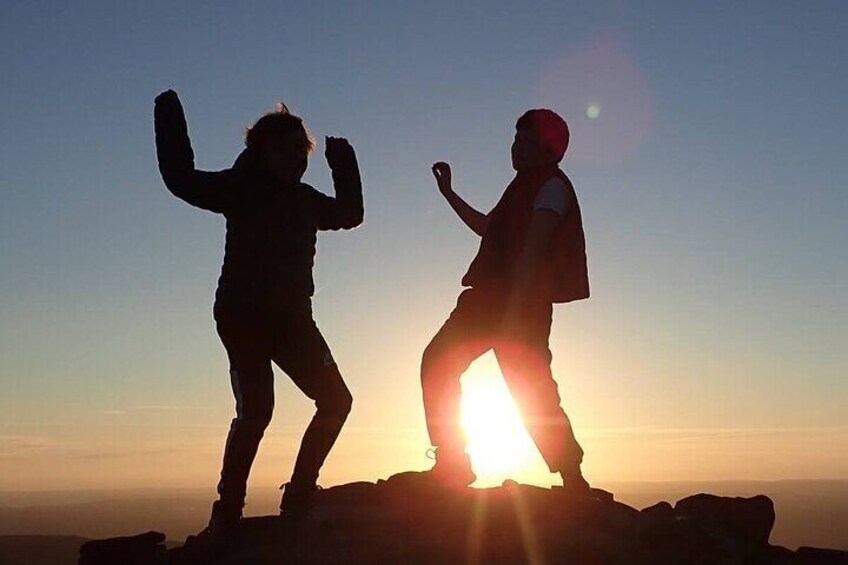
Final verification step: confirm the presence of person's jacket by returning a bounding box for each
[154,93,363,314]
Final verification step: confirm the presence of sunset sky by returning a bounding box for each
[1,1,845,493]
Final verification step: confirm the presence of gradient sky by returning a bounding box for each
[1,1,846,492]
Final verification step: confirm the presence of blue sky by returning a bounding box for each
[1,1,846,489]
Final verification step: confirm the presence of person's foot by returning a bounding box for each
[559,468,615,501]
[208,499,243,534]
[279,482,321,526]
[184,499,242,550]
[427,447,476,488]
[559,468,591,495]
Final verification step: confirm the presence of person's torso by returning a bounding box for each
[462,168,589,304]
[215,171,320,313]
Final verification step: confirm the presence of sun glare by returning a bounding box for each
[460,357,552,487]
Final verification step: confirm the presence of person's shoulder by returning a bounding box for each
[230,148,263,181]
[541,176,569,192]
[534,175,571,215]
[537,176,570,201]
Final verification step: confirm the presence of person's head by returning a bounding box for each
[511,109,569,172]
[245,103,315,185]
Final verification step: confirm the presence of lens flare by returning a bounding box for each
[535,35,655,166]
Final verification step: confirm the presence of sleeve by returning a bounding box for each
[533,178,570,216]
[312,148,364,230]
[154,91,236,214]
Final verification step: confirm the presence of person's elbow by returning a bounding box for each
[159,167,189,198]
[341,206,364,229]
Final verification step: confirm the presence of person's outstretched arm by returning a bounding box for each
[431,162,489,236]
[154,89,236,213]
[312,136,364,230]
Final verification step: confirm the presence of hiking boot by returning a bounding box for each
[426,447,476,487]
[279,482,321,526]
[207,499,243,536]
[559,467,591,494]
[184,498,242,550]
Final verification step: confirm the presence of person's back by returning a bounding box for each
[212,154,360,313]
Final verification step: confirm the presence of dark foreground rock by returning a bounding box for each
[79,531,167,564]
[79,473,847,564]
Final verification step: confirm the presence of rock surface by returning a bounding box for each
[79,472,847,564]
[79,531,167,564]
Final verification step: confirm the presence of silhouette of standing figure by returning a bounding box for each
[422,109,590,491]
[154,90,363,534]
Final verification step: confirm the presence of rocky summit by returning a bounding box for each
[79,472,847,564]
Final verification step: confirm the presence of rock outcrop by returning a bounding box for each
[79,531,167,564]
[79,472,847,564]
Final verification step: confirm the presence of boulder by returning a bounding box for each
[674,493,775,547]
[795,546,848,564]
[78,531,166,565]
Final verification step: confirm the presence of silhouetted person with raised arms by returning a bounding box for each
[422,109,590,492]
[154,90,363,535]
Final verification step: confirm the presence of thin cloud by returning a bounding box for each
[133,405,213,411]
[0,435,52,459]
[68,447,186,461]
[582,426,848,440]
[99,405,213,416]
[0,435,51,449]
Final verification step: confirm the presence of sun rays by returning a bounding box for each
[459,357,553,487]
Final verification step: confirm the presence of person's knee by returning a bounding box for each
[421,341,450,381]
[231,417,269,440]
[317,381,353,420]
[331,385,353,418]
[236,402,274,433]
[230,366,274,429]
[421,343,437,375]
[257,406,274,428]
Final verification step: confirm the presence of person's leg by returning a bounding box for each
[421,289,494,455]
[270,310,352,492]
[493,302,585,485]
[268,308,351,522]
[213,311,275,523]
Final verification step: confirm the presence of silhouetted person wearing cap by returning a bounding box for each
[423,109,590,492]
[154,90,363,535]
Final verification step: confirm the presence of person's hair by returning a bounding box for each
[516,109,569,163]
[244,102,315,156]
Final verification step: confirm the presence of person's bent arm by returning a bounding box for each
[154,89,235,214]
[431,162,489,236]
[313,136,364,230]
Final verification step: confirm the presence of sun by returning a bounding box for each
[460,356,554,487]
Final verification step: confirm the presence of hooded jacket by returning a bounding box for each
[154,94,363,315]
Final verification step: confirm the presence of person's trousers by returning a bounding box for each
[214,305,352,509]
[421,288,583,473]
